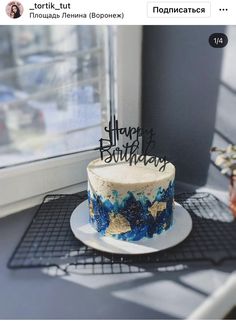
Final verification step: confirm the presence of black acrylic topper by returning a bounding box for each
[98,115,169,172]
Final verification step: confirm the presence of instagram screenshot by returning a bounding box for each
[0,1,236,320]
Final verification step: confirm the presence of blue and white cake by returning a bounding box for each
[87,158,175,241]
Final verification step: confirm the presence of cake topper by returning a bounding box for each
[98,115,169,172]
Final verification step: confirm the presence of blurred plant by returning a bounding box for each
[211,145,236,176]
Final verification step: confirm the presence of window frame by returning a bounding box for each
[0,26,142,217]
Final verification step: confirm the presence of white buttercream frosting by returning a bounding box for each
[87,157,175,203]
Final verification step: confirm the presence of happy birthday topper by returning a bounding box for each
[98,116,169,172]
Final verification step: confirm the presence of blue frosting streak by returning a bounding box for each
[88,181,175,241]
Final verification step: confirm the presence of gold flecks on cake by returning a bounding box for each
[89,202,94,218]
[106,214,131,235]
[148,201,166,218]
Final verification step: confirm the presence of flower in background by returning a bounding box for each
[211,145,236,175]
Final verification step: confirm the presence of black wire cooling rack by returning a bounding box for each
[7,191,236,273]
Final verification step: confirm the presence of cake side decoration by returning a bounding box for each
[88,179,174,241]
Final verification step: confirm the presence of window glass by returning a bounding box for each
[0,26,111,168]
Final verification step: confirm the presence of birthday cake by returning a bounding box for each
[87,157,175,241]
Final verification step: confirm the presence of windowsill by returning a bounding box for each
[0,180,87,219]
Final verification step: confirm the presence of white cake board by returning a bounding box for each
[70,200,192,255]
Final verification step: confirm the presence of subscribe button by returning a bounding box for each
[147,2,211,18]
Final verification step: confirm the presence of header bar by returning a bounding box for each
[0,0,235,25]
